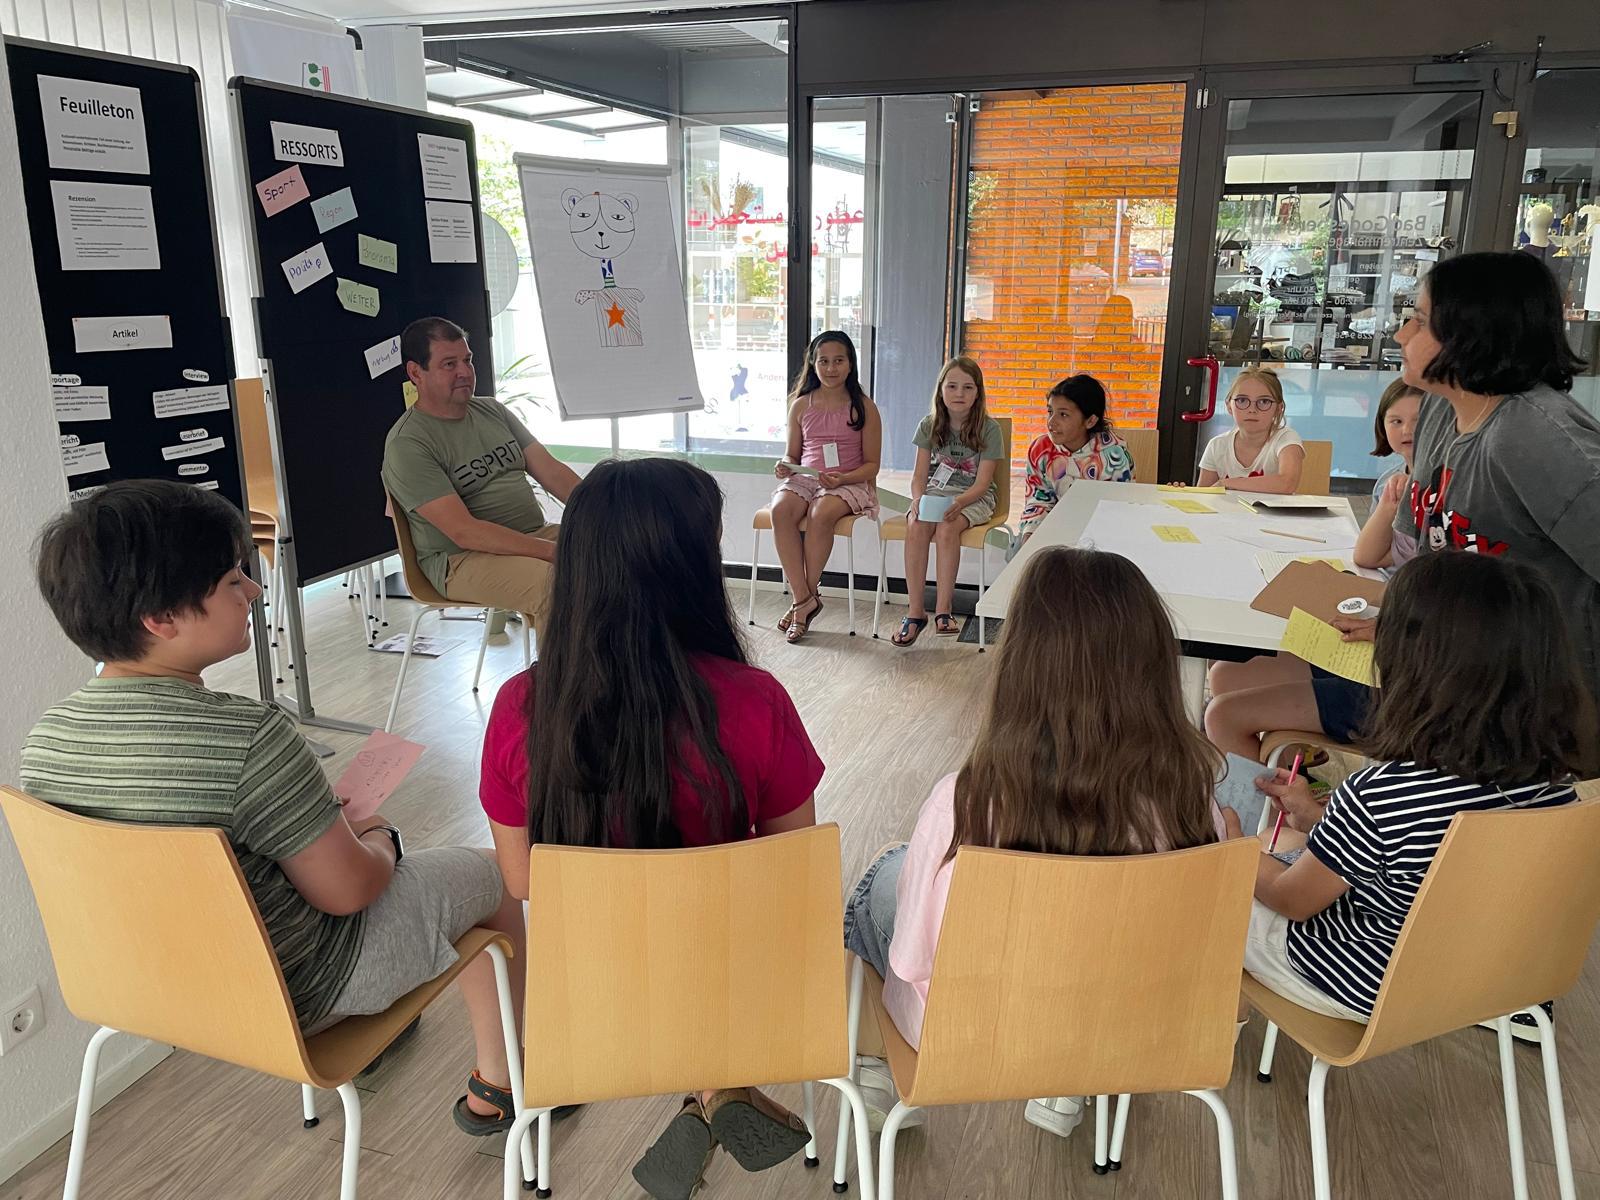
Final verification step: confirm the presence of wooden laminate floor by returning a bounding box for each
[6,575,1599,1200]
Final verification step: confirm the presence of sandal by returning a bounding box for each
[890,615,929,647]
[451,1071,581,1137]
[703,1086,812,1173]
[934,613,961,637]
[785,595,823,644]
[632,1095,718,1200]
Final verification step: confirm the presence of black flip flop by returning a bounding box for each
[632,1096,717,1199]
[933,612,960,637]
[890,615,928,647]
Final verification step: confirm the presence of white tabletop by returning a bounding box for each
[974,481,1365,654]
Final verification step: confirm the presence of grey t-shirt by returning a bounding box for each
[912,414,1005,502]
[1397,385,1600,698]
[382,397,546,594]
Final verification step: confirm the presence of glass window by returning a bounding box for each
[1517,68,1600,417]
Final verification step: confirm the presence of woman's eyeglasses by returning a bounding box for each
[1230,396,1278,412]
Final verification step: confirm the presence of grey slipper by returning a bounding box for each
[632,1097,717,1199]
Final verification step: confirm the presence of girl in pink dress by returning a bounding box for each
[771,331,882,644]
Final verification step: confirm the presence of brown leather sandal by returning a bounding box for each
[703,1087,811,1173]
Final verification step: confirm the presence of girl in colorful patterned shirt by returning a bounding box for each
[1019,374,1134,541]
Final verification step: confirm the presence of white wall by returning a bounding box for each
[2,0,258,371]
[0,41,173,1186]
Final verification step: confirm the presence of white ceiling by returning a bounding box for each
[327,0,802,29]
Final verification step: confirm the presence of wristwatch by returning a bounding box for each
[362,823,404,865]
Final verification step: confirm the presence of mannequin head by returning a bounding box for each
[1526,202,1555,246]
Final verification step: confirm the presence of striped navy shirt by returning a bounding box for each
[1286,760,1575,1016]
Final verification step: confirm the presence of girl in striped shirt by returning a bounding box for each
[1232,551,1597,1020]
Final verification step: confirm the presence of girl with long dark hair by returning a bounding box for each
[478,457,825,1198]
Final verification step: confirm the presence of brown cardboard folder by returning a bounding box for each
[1250,560,1387,625]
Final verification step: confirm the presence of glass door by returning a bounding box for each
[1171,71,1512,489]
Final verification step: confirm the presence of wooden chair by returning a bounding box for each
[872,416,1017,650]
[1247,801,1600,1200]
[501,824,878,1199]
[1300,439,1333,495]
[0,786,525,1200]
[1120,425,1159,484]
[237,379,290,680]
[746,505,876,636]
[837,837,1258,1200]
[384,491,529,733]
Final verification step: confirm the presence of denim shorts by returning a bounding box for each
[843,844,906,978]
[1309,668,1373,744]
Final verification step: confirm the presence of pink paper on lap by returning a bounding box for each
[333,730,425,820]
[255,165,310,217]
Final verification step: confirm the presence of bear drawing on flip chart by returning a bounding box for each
[564,188,645,348]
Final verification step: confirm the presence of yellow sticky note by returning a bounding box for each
[358,233,398,273]
[336,277,381,318]
[1281,607,1376,686]
[1163,497,1216,514]
[402,381,418,408]
[1160,485,1226,494]
[1297,555,1347,572]
[1152,525,1200,543]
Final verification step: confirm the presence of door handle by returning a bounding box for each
[1182,355,1219,422]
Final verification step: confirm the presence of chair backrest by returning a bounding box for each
[991,415,1014,524]
[0,787,313,1082]
[1300,439,1332,495]
[1358,801,1600,1060]
[1120,426,1159,484]
[522,824,849,1108]
[385,489,449,606]
[235,378,280,525]
[907,837,1257,1106]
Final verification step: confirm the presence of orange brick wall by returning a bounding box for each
[962,85,1186,463]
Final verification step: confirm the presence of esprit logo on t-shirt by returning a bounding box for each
[452,440,522,489]
[1408,476,1510,556]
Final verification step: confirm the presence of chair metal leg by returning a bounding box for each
[846,533,857,635]
[977,543,987,651]
[1185,1087,1241,1200]
[376,564,388,627]
[502,1109,542,1200]
[747,528,761,626]
[834,955,865,1190]
[802,1080,820,1167]
[821,1075,877,1200]
[62,1026,117,1200]
[1109,1093,1131,1168]
[877,1101,919,1200]
[1496,1016,1531,1200]
[872,538,888,639]
[520,618,531,667]
[487,944,535,1189]
[1093,1092,1110,1172]
[472,610,493,693]
[536,1106,553,1198]
[384,607,428,733]
[1258,1020,1281,1081]
[301,1084,319,1128]
[336,1082,363,1200]
[1526,1003,1577,1200]
[1308,1057,1333,1200]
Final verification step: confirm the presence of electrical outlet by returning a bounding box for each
[0,985,44,1055]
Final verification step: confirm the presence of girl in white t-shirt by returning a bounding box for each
[1196,368,1305,493]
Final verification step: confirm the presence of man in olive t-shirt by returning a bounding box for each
[382,318,580,644]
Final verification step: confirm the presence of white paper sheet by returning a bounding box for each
[281,241,332,294]
[61,439,110,476]
[38,75,149,174]
[270,120,343,167]
[50,180,159,270]
[424,200,477,263]
[311,186,358,234]
[72,314,171,353]
[161,436,224,461]
[152,385,229,419]
[417,134,471,202]
[364,335,402,378]
[52,384,110,422]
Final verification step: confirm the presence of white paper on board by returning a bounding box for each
[270,120,343,167]
[311,186,358,234]
[38,75,149,175]
[1587,252,1600,314]
[72,315,172,353]
[281,241,332,294]
[51,373,82,386]
[424,200,477,263]
[177,462,209,476]
[161,436,225,461]
[195,481,220,490]
[50,180,159,271]
[68,484,104,500]
[182,368,209,382]
[364,335,402,378]
[152,385,230,419]
[61,440,110,476]
[417,134,471,202]
[52,384,111,422]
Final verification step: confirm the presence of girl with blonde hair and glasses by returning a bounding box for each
[1195,366,1305,493]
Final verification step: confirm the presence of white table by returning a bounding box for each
[974,481,1365,722]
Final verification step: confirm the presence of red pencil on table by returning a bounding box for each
[1268,751,1304,852]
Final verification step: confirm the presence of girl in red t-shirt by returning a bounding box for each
[479,457,824,1200]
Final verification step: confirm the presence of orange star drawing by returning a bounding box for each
[605,302,627,328]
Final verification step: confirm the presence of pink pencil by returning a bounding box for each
[1269,752,1304,852]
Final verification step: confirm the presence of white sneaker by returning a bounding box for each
[855,1058,927,1133]
[1024,1095,1085,1139]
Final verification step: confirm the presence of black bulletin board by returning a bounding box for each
[7,38,244,512]
[231,78,494,586]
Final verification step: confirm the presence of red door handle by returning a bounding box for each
[1182,355,1219,422]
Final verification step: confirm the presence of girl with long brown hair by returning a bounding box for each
[891,356,1006,645]
[845,546,1224,1135]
